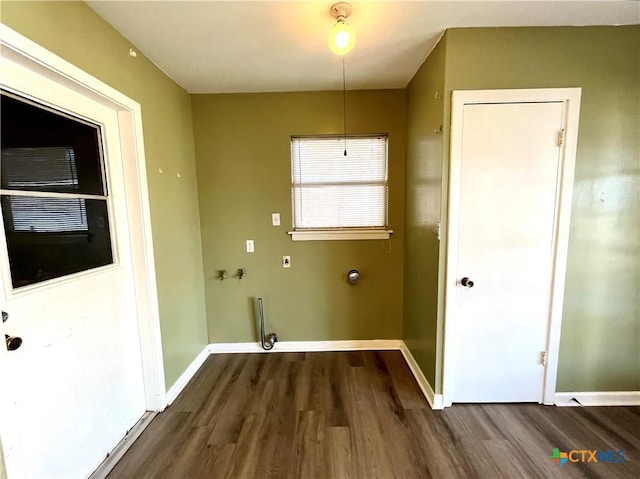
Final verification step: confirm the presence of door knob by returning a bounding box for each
[5,334,22,351]
[461,277,474,288]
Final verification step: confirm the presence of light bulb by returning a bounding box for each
[328,20,355,55]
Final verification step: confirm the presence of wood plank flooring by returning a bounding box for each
[107,351,640,479]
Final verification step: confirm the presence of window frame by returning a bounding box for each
[288,134,393,241]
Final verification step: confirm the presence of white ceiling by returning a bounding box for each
[86,1,640,93]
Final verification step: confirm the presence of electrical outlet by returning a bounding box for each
[282,256,291,268]
[272,213,281,226]
[246,240,254,253]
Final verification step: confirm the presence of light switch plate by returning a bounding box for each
[246,240,254,253]
[272,213,281,226]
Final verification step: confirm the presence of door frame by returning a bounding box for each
[441,88,581,407]
[0,20,166,436]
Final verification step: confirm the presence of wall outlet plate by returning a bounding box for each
[272,213,281,226]
[282,256,291,268]
[246,240,254,253]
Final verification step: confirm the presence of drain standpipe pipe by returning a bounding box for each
[256,297,277,350]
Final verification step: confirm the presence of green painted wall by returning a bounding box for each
[1,2,636,396]
[439,26,639,391]
[192,90,405,342]
[0,1,209,388]
[403,38,447,391]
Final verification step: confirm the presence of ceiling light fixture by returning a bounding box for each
[328,2,355,56]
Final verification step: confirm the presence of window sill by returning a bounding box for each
[288,229,393,241]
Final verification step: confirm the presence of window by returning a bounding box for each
[290,135,391,241]
[1,91,113,288]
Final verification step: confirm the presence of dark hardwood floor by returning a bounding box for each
[107,351,640,479]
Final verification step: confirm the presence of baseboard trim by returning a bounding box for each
[208,339,403,354]
[166,346,210,405]
[207,339,441,410]
[88,411,156,479]
[555,391,640,407]
[399,342,444,410]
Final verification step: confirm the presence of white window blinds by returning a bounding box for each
[1,147,88,232]
[1,147,79,190]
[6,196,88,232]
[291,135,388,230]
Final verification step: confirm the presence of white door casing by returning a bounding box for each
[442,89,581,407]
[0,24,166,477]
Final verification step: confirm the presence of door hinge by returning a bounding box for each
[557,129,565,147]
[540,351,547,366]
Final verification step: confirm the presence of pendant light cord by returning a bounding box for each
[342,56,347,156]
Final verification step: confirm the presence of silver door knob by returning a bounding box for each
[461,277,474,288]
[347,269,360,285]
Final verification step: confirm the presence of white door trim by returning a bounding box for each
[0,24,167,415]
[442,88,581,407]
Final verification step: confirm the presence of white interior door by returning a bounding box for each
[450,101,565,403]
[0,52,146,478]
